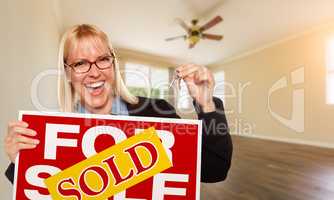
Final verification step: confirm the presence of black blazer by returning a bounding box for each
[5,96,233,183]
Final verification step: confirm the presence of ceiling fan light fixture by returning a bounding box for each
[166,15,224,48]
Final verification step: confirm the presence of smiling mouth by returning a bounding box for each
[85,81,105,95]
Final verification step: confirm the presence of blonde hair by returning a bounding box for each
[57,24,138,112]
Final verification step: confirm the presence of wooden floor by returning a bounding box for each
[200,136,334,200]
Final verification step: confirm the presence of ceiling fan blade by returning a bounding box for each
[200,16,223,32]
[165,35,187,41]
[175,18,191,33]
[202,33,223,41]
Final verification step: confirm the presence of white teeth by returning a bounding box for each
[86,81,105,88]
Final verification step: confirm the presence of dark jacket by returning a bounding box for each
[5,96,232,183]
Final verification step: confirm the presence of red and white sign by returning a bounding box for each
[13,111,202,200]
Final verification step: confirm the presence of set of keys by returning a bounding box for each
[168,71,181,90]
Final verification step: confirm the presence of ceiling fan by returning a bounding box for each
[165,15,224,49]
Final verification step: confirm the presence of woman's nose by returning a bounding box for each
[88,64,101,77]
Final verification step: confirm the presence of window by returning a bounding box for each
[327,73,334,104]
[124,62,169,99]
[326,39,334,104]
[151,67,170,99]
[214,71,225,100]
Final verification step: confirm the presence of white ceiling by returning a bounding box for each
[57,0,334,65]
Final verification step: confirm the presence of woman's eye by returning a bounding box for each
[100,57,110,62]
[73,61,86,67]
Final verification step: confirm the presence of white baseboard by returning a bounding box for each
[231,133,334,149]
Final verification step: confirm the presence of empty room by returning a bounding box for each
[1,0,334,199]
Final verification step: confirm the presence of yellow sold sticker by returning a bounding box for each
[44,127,172,200]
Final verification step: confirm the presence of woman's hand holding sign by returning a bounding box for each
[4,121,39,163]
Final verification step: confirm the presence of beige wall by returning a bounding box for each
[210,24,334,147]
[0,0,60,198]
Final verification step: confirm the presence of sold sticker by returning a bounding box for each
[44,127,172,200]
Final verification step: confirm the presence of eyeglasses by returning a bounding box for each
[64,55,114,73]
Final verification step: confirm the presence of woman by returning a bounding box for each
[4,24,232,183]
